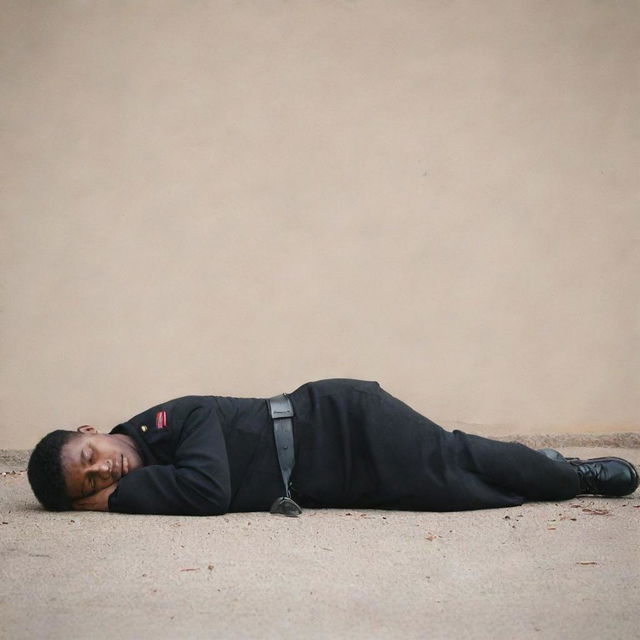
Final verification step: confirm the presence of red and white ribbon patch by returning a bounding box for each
[156,410,167,429]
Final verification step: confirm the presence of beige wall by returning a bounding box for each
[2,0,638,449]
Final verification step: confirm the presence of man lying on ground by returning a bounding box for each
[27,379,638,516]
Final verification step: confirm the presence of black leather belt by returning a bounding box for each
[267,393,303,517]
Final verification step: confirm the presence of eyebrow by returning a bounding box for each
[78,449,91,498]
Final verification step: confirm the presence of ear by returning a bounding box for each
[77,425,99,434]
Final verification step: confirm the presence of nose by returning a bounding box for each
[91,459,112,478]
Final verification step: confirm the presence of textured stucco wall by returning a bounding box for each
[2,0,638,448]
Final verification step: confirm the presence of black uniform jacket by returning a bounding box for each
[107,379,458,516]
[108,392,282,515]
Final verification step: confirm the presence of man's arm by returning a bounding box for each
[107,404,231,516]
[73,483,118,512]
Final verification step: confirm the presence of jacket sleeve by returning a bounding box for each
[108,404,231,516]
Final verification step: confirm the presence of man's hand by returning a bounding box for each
[73,483,118,512]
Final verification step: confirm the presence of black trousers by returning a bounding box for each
[290,379,581,512]
[443,430,581,510]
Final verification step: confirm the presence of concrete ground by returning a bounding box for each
[1,447,638,640]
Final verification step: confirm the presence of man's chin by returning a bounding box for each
[125,452,143,474]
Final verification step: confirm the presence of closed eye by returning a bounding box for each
[82,448,95,494]
[83,473,96,497]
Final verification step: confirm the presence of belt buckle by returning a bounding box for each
[270,496,303,517]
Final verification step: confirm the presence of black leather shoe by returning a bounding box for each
[569,457,639,496]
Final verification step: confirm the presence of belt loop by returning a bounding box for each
[267,393,302,517]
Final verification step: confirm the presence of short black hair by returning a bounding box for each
[28,430,79,511]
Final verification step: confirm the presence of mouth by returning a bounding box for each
[111,455,125,482]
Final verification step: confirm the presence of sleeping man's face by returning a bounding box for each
[61,427,144,500]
